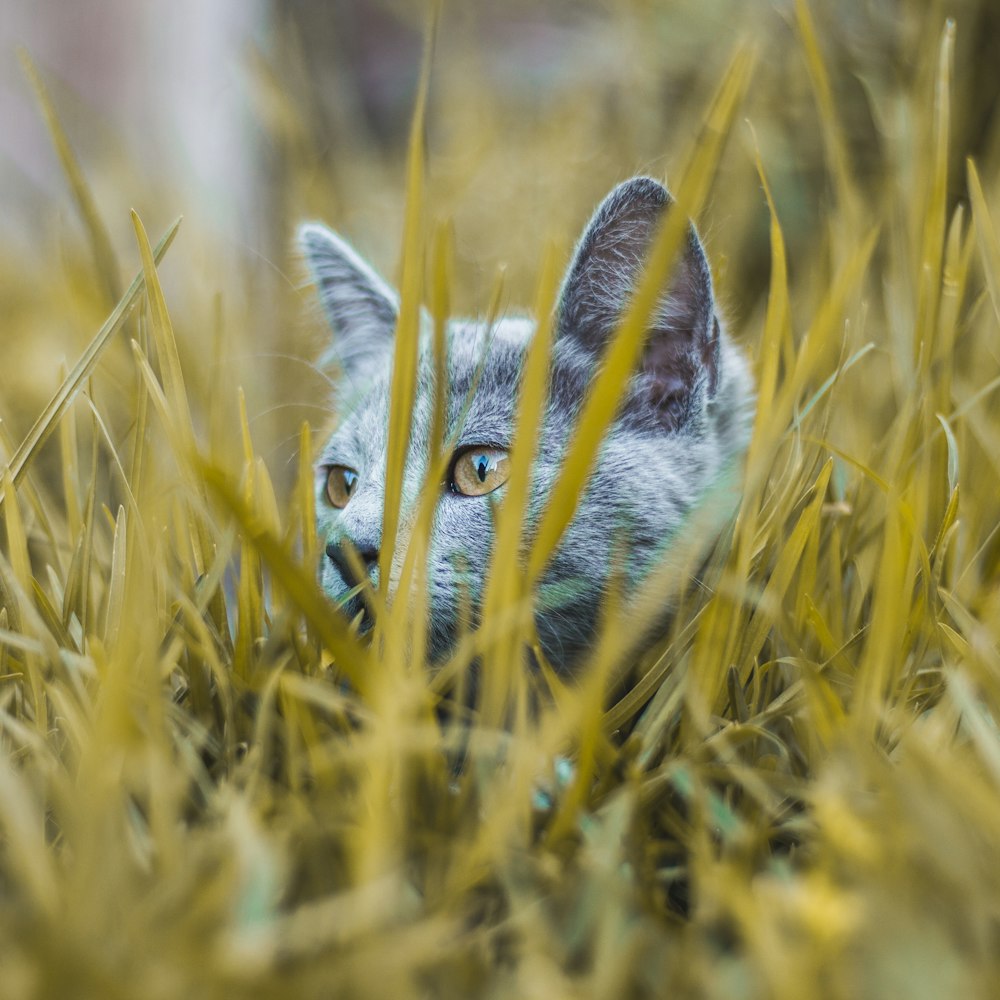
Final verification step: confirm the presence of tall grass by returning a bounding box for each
[3,4,1000,997]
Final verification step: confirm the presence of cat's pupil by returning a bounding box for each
[476,456,488,482]
[344,470,358,493]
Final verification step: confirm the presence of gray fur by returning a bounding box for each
[299,223,400,380]
[300,176,755,671]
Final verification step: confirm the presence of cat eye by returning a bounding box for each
[325,465,359,508]
[450,447,511,497]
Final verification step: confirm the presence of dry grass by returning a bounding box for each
[2,2,1000,997]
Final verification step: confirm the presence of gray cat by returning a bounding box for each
[300,177,754,672]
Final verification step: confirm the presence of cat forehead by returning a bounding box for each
[320,315,535,458]
[446,315,535,356]
[443,315,533,393]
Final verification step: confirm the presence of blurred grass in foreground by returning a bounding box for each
[3,3,1000,998]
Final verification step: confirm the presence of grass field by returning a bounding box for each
[2,2,1000,997]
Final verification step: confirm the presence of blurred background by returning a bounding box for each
[1,0,999,479]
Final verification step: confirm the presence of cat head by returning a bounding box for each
[301,176,751,671]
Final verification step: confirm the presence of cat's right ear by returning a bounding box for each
[298,223,399,376]
[556,177,720,431]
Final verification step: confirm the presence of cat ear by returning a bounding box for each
[298,223,399,376]
[556,176,720,430]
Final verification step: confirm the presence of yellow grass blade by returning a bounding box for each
[131,211,193,436]
[793,0,861,228]
[968,158,1000,328]
[479,243,561,723]
[0,757,58,917]
[0,423,58,560]
[57,369,83,542]
[852,488,918,733]
[18,48,121,305]
[915,20,955,373]
[2,467,46,732]
[2,218,180,501]
[295,422,319,573]
[377,12,436,626]
[737,461,832,673]
[749,140,791,454]
[102,505,128,650]
[527,45,754,582]
[199,461,371,690]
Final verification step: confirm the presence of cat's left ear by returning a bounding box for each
[299,222,399,377]
[556,176,720,430]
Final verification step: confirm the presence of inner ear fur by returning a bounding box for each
[556,176,720,429]
[299,222,399,377]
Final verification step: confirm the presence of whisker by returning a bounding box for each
[232,240,300,290]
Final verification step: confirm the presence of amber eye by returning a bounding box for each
[325,465,359,509]
[450,447,510,497]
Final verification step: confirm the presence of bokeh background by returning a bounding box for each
[3,0,999,484]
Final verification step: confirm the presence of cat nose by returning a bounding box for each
[326,539,379,588]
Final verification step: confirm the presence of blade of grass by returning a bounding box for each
[57,366,83,542]
[968,158,1000,329]
[479,243,561,725]
[102,505,128,650]
[749,138,791,456]
[1,218,181,502]
[377,11,436,629]
[735,461,832,681]
[198,460,371,691]
[131,211,193,439]
[2,467,46,733]
[18,48,121,305]
[527,44,754,583]
[915,20,955,374]
[793,0,861,228]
